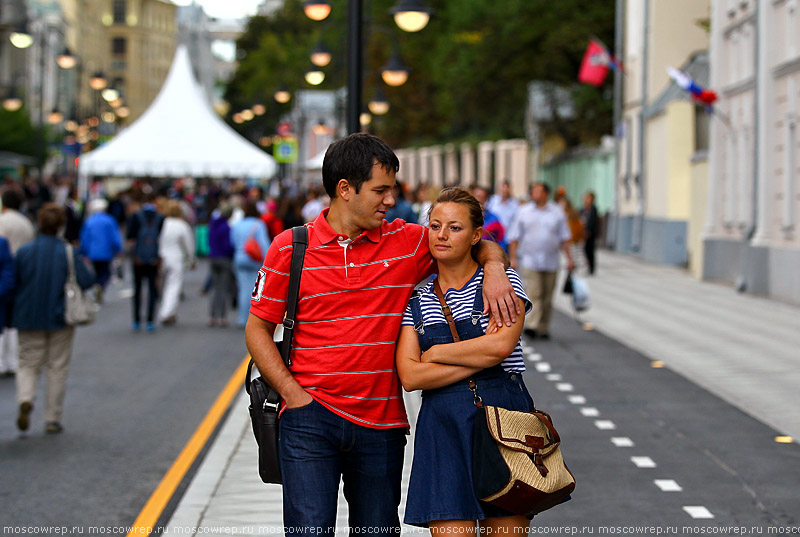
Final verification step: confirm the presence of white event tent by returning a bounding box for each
[78,45,276,193]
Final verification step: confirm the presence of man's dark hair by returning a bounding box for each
[2,189,24,210]
[37,203,66,235]
[321,133,399,198]
[534,182,550,195]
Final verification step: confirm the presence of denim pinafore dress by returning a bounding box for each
[403,280,535,526]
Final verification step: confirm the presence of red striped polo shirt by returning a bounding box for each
[250,208,433,429]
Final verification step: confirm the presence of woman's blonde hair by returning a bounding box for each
[428,187,484,260]
[165,200,183,218]
[428,187,484,229]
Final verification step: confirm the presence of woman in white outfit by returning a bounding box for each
[158,201,195,325]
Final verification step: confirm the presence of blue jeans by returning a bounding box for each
[279,399,407,536]
[234,264,258,327]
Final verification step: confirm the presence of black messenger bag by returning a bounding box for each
[245,225,307,484]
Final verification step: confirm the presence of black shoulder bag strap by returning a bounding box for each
[281,225,308,367]
[245,225,308,393]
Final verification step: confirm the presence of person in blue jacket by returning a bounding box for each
[230,200,269,329]
[13,204,95,435]
[0,236,15,375]
[79,198,122,303]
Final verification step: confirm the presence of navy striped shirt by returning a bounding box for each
[402,268,532,372]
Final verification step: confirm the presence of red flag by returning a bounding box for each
[578,40,610,87]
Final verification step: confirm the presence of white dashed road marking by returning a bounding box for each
[683,506,714,519]
[654,479,683,492]
[546,373,563,381]
[611,437,635,447]
[568,395,587,405]
[580,407,599,417]
[555,383,574,392]
[535,362,552,372]
[631,456,657,468]
[594,420,616,430]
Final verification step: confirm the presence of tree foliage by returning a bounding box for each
[224,0,615,150]
[0,107,43,164]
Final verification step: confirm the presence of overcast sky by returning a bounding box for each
[173,0,261,21]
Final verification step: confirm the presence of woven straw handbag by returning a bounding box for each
[473,404,575,516]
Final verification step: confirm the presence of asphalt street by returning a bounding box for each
[1,260,798,534]
[0,262,248,530]
[523,310,800,530]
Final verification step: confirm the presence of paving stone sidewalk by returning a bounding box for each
[552,249,800,442]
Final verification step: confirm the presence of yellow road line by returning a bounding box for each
[126,355,250,537]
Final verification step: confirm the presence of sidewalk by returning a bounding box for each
[163,390,426,536]
[552,249,800,442]
[162,249,800,536]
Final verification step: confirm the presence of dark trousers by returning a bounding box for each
[132,263,159,323]
[584,237,596,275]
[92,260,111,288]
[209,257,233,319]
[278,399,406,536]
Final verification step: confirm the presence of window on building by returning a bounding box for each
[694,105,710,153]
[113,0,126,24]
[112,37,127,55]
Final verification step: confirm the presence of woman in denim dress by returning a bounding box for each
[396,187,534,534]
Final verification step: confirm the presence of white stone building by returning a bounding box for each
[703,0,800,304]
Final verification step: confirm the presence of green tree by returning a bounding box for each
[0,107,46,166]
[226,0,615,150]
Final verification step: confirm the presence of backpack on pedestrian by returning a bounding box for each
[134,211,163,266]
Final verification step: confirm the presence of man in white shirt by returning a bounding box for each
[507,183,574,339]
[486,180,520,231]
[0,189,36,376]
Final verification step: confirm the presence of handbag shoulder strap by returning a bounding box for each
[64,243,77,283]
[281,225,308,367]
[432,278,460,342]
[433,278,487,407]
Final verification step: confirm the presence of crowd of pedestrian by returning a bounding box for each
[0,174,355,435]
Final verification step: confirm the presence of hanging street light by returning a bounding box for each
[381,52,409,87]
[303,1,331,21]
[56,47,77,69]
[359,110,372,127]
[312,119,329,135]
[253,103,266,115]
[89,71,107,90]
[304,66,325,86]
[274,86,291,103]
[47,108,63,124]
[101,87,120,102]
[9,23,33,49]
[390,0,432,33]
[368,88,390,115]
[241,109,255,121]
[3,87,23,111]
[310,40,332,67]
[116,106,130,118]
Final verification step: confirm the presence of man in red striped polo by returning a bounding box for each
[246,133,518,536]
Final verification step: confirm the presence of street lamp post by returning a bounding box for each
[346,0,362,134]
[305,0,430,135]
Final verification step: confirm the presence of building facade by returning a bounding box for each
[104,0,177,123]
[615,0,711,267]
[703,0,800,304]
